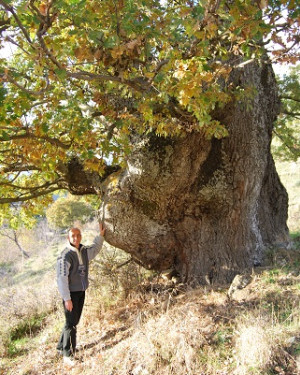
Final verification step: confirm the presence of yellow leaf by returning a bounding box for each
[173,63,188,79]
[201,72,214,83]
[39,3,48,16]
[111,46,124,59]
[179,88,195,106]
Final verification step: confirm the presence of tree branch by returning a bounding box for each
[69,70,124,83]
[1,164,41,173]
[280,95,300,103]
[0,186,61,204]
[0,179,62,191]
[0,0,34,46]
[112,0,121,37]
[69,70,154,93]
[0,130,71,149]
[273,129,299,156]
[149,59,169,83]
[4,36,31,56]
[37,31,64,69]
[115,257,133,269]
[1,73,50,96]
[281,110,300,118]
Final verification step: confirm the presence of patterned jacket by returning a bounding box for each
[57,235,104,301]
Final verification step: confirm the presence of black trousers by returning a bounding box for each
[57,291,85,357]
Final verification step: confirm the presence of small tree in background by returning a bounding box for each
[0,207,38,259]
[272,65,300,161]
[46,196,95,230]
[0,228,30,258]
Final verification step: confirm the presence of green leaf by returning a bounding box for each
[0,87,7,106]
[88,31,104,43]
[1,131,10,140]
[54,69,67,79]
[103,36,117,48]
[42,123,49,133]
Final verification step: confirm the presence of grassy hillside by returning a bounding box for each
[0,160,299,375]
[0,247,299,375]
[275,159,300,234]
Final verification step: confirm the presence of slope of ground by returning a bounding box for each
[1,242,300,375]
[0,160,299,375]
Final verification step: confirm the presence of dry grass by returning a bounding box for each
[3,243,300,375]
[1,253,300,375]
[275,159,300,233]
[0,226,59,359]
[0,160,299,375]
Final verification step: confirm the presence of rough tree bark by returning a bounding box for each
[99,61,289,284]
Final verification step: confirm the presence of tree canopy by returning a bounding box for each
[0,0,299,223]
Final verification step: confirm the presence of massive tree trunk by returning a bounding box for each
[99,61,289,284]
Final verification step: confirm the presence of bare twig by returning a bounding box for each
[115,258,133,269]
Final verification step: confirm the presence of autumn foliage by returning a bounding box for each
[0,0,298,222]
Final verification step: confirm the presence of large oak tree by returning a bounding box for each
[0,0,299,283]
